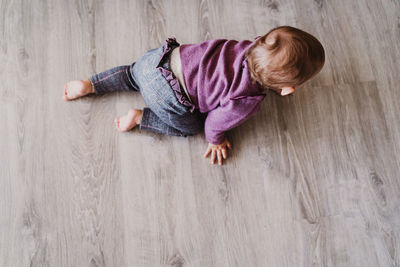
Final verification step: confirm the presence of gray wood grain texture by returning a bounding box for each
[1,0,399,266]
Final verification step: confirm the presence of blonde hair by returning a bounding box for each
[246,26,325,89]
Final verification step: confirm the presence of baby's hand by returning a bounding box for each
[203,138,232,165]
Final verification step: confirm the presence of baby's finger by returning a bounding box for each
[226,142,232,150]
[211,149,216,164]
[217,150,222,165]
[203,147,212,158]
[222,149,227,159]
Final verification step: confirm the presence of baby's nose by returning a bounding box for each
[280,87,295,96]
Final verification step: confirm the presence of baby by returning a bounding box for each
[64,26,325,165]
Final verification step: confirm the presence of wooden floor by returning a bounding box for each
[1,0,399,266]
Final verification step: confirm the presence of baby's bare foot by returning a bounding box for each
[114,109,143,132]
[64,79,94,101]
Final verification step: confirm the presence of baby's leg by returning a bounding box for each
[64,65,139,101]
[139,107,204,137]
[113,107,195,136]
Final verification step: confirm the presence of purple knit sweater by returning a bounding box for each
[179,37,266,144]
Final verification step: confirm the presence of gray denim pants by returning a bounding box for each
[89,40,205,137]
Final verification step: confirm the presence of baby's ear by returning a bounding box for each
[280,87,295,96]
[265,31,279,48]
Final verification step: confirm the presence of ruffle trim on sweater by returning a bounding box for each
[156,37,196,113]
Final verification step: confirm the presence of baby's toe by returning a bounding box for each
[64,84,69,100]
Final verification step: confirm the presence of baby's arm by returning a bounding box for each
[202,95,265,165]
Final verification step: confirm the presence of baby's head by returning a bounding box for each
[246,26,325,95]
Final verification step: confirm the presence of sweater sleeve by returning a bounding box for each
[204,95,266,144]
